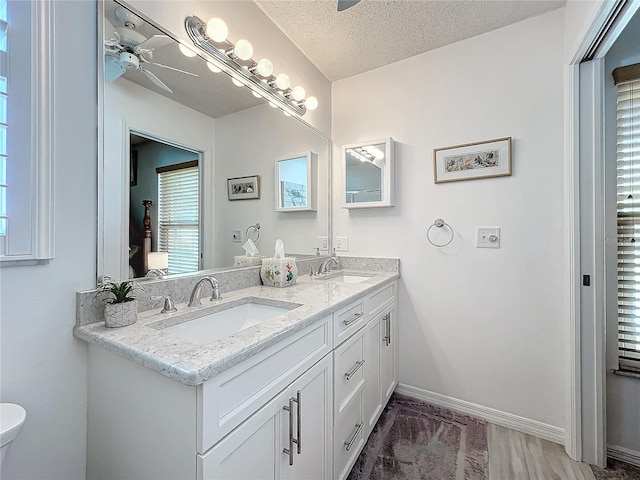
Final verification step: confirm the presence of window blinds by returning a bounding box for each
[157,164,199,275]
[616,78,640,371]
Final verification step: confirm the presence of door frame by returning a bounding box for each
[567,0,640,466]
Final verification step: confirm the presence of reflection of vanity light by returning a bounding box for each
[348,147,376,163]
[148,251,169,270]
[231,77,245,87]
[207,62,222,73]
[178,42,198,58]
[362,145,384,160]
[185,15,318,117]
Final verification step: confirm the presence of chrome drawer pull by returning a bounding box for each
[383,313,391,346]
[343,312,363,326]
[282,395,299,466]
[345,359,365,381]
[344,422,363,451]
[295,390,301,454]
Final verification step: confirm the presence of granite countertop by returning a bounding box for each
[74,270,399,386]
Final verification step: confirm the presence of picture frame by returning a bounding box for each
[433,137,511,184]
[227,175,261,200]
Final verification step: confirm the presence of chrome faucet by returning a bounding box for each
[188,276,222,307]
[319,255,339,274]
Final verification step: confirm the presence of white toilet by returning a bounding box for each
[0,403,26,464]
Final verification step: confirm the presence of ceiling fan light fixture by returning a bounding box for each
[206,17,228,43]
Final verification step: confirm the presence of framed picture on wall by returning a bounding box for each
[433,137,512,183]
[227,175,261,200]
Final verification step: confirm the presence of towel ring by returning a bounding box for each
[426,218,454,247]
[246,223,261,243]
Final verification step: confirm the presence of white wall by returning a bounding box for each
[214,105,330,265]
[332,10,566,432]
[0,2,95,478]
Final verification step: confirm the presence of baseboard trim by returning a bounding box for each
[395,383,565,445]
[608,446,640,467]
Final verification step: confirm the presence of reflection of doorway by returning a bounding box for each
[128,132,201,277]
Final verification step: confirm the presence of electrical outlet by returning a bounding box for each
[335,236,349,252]
[318,236,328,251]
[232,229,242,243]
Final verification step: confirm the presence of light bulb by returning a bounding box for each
[256,58,273,77]
[305,96,318,110]
[251,89,262,98]
[178,43,197,58]
[291,86,305,101]
[268,101,278,108]
[274,73,290,90]
[207,62,222,74]
[283,111,292,117]
[231,77,245,87]
[234,39,253,61]
[206,17,228,42]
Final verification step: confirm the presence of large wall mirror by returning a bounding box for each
[99,0,331,282]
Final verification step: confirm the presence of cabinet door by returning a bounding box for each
[363,310,383,437]
[380,304,397,403]
[282,355,333,480]
[198,394,282,480]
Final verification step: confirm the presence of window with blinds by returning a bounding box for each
[0,0,8,245]
[157,161,199,275]
[616,75,640,372]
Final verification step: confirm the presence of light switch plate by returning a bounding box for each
[318,236,329,251]
[335,236,349,252]
[232,229,242,243]
[476,227,500,248]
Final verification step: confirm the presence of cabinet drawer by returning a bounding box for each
[365,281,396,320]
[333,392,365,480]
[198,316,331,453]
[334,300,365,346]
[333,328,365,426]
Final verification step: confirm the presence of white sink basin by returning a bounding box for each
[160,301,296,344]
[318,273,374,284]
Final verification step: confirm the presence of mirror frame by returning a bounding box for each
[342,137,395,209]
[275,151,317,212]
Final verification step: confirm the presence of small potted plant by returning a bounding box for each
[94,276,143,328]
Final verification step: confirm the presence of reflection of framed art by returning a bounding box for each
[130,150,138,187]
[433,137,511,183]
[227,175,261,200]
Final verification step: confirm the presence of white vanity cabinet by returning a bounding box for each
[199,354,333,480]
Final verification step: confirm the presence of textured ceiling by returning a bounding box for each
[255,0,566,81]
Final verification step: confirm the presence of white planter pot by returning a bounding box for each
[104,300,138,328]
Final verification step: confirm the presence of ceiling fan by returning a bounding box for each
[104,6,198,94]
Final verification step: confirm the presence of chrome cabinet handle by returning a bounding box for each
[282,395,299,466]
[295,390,301,454]
[343,311,363,326]
[383,313,391,346]
[345,359,365,381]
[344,422,363,451]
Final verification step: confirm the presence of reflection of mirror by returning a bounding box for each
[100,0,330,282]
[275,152,317,212]
[343,138,394,208]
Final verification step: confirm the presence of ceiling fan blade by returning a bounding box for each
[139,66,173,93]
[105,56,125,82]
[134,34,173,54]
[337,0,361,11]
[149,62,199,77]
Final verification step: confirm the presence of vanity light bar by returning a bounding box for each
[185,16,309,117]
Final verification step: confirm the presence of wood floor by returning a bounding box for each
[488,424,597,480]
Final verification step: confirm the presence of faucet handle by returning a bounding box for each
[309,266,317,277]
[150,295,177,314]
